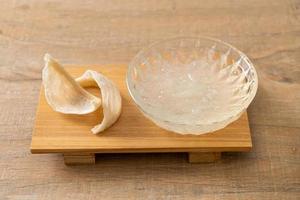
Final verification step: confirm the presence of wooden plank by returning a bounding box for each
[188,152,221,163]
[63,153,95,165]
[31,66,252,154]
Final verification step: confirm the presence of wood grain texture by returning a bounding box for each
[188,152,221,163]
[0,0,299,199]
[63,153,96,165]
[31,66,252,154]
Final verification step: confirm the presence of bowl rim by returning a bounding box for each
[126,36,258,126]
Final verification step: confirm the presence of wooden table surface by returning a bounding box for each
[0,0,299,199]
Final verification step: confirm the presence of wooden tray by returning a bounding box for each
[31,65,252,165]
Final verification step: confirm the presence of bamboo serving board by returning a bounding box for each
[31,65,252,165]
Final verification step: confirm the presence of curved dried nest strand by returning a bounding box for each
[42,54,122,134]
[76,70,122,133]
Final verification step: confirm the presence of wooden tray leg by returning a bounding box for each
[63,153,95,165]
[188,152,221,163]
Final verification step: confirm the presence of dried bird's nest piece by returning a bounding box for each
[42,54,122,134]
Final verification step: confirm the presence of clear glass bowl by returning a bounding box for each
[126,37,258,135]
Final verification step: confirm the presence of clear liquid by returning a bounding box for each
[136,56,248,124]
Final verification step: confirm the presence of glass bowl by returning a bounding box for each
[126,37,258,135]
